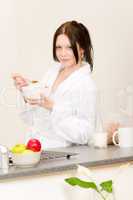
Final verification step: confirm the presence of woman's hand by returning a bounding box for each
[12,73,30,91]
[26,95,54,111]
[105,122,120,144]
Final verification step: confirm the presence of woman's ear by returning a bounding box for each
[80,48,84,60]
[77,43,84,61]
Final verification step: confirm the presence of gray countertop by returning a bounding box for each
[1,145,133,181]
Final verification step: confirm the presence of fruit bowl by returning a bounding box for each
[11,150,41,167]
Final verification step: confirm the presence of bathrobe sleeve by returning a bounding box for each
[50,80,97,144]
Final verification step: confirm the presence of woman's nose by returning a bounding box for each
[60,48,67,56]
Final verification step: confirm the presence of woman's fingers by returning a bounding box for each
[12,73,30,90]
[12,73,22,80]
[26,98,40,105]
[26,95,54,110]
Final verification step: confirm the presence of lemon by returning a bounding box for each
[11,144,26,153]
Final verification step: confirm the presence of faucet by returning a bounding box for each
[0,145,9,170]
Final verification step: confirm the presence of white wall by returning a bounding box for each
[0,0,133,147]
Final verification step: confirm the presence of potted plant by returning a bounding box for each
[65,165,114,200]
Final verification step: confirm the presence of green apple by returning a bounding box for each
[11,144,26,153]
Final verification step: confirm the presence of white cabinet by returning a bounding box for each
[0,162,133,200]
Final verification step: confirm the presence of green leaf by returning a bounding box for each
[65,177,98,192]
[65,177,79,186]
[100,180,113,193]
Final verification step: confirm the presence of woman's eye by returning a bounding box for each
[56,46,61,49]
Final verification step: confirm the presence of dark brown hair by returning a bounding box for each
[53,20,94,71]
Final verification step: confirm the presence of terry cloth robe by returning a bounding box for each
[18,62,97,149]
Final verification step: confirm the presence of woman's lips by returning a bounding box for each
[60,59,69,62]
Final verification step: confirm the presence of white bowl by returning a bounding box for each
[12,151,41,167]
[22,83,43,99]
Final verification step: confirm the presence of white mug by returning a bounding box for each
[113,127,133,147]
[93,132,108,148]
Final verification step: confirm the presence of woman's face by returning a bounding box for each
[55,34,83,68]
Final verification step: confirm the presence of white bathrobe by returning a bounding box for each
[19,62,97,149]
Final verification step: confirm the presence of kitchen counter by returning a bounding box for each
[1,145,133,181]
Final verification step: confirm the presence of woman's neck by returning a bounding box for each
[60,62,82,74]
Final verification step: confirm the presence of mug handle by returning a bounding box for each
[112,131,119,146]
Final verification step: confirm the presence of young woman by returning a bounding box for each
[12,20,97,149]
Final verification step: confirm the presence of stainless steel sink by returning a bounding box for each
[40,150,78,160]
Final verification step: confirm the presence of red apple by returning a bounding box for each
[26,138,41,152]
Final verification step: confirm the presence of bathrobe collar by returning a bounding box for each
[48,62,91,97]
